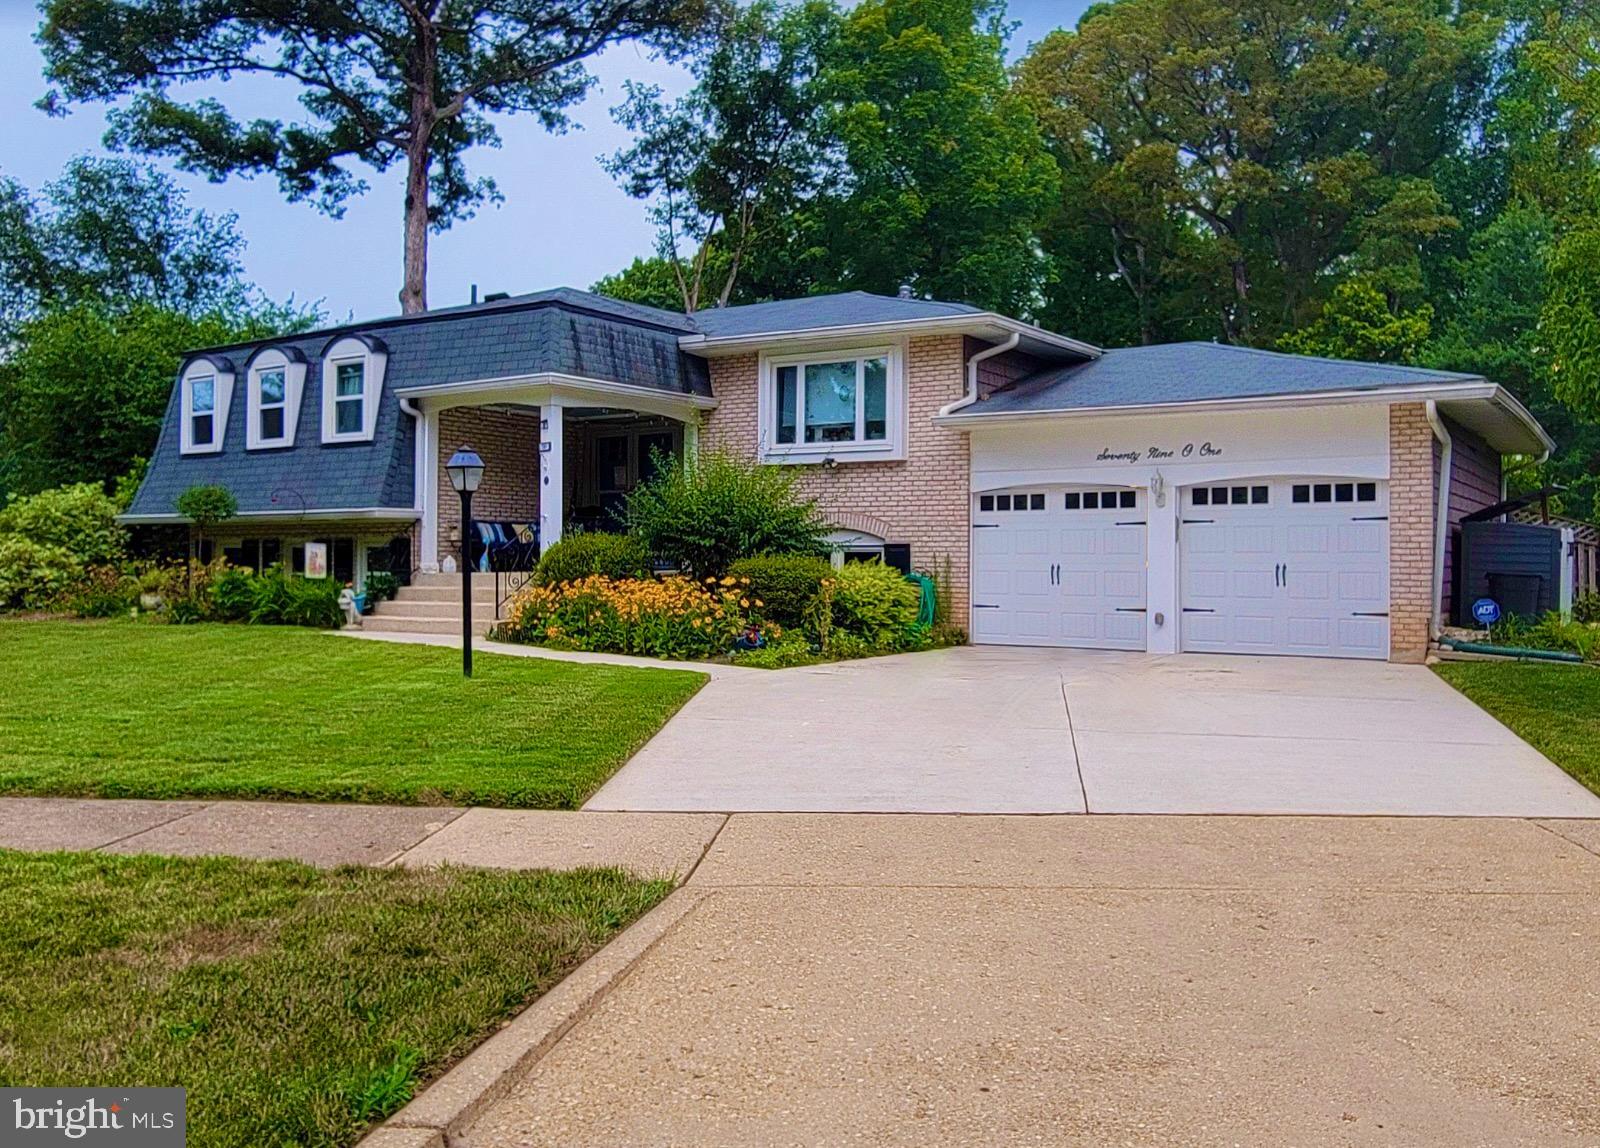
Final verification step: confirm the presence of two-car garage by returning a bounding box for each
[970,477,1390,659]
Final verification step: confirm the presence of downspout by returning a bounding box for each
[1424,401,1452,642]
[940,331,1021,417]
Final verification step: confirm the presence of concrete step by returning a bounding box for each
[392,583,501,604]
[409,570,536,590]
[361,614,497,636]
[373,599,500,621]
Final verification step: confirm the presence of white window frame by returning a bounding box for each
[757,342,906,464]
[179,358,235,455]
[320,336,387,444]
[246,348,308,450]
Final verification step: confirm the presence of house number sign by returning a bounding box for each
[1095,442,1225,465]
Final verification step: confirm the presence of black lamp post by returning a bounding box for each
[445,447,486,677]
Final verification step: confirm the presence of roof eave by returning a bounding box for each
[118,507,419,526]
[678,313,1102,360]
[933,381,1554,455]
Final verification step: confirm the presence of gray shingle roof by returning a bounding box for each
[690,291,983,338]
[961,341,1488,416]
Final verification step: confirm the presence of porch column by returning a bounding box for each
[682,413,700,467]
[419,405,440,572]
[540,400,564,553]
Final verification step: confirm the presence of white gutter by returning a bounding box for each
[942,332,1022,418]
[117,507,418,525]
[1424,401,1453,642]
[394,370,718,409]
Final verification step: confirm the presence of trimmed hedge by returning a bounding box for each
[535,532,653,585]
[729,554,834,631]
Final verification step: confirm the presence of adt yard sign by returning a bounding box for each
[1472,597,1502,626]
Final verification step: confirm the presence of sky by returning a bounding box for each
[0,0,1092,321]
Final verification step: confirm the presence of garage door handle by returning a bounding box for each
[1114,520,1143,526]
[973,603,1000,609]
[1275,562,1283,587]
[1182,607,1215,613]
[1115,607,1147,613]
[1351,515,1388,522]
[973,523,1000,529]
[1351,611,1389,617]
[1182,518,1215,525]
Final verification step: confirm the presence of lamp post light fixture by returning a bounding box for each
[445,447,486,677]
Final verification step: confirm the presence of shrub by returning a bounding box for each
[829,561,921,649]
[60,565,138,617]
[728,554,833,631]
[0,537,82,610]
[0,482,126,566]
[211,565,257,621]
[1575,594,1599,625]
[624,450,826,577]
[732,631,819,669]
[535,532,653,585]
[167,595,206,624]
[497,574,771,660]
[364,570,401,602]
[246,566,343,628]
[1490,611,1599,661]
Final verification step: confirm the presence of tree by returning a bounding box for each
[37,0,711,315]
[593,254,722,311]
[176,482,237,581]
[1278,279,1433,364]
[1017,0,1501,344]
[0,303,305,496]
[811,0,1058,313]
[0,157,250,340]
[605,0,838,312]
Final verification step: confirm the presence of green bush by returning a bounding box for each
[363,570,400,602]
[0,482,126,566]
[535,532,653,585]
[1490,611,1599,661]
[624,450,826,577]
[211,565,257,621]
[60,565,139,617]
[0,537,82,610]
[728,554,833,631]
[245,566,343,628]
[732,632,820,669]
[1575,594,1599,625]
[167,596,205,625]
[829,561,921,648]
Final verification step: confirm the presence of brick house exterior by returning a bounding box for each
[1388,403,1438,663]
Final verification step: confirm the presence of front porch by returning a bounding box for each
[404,378,715,572]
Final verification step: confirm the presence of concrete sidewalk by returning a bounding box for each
[0,797,725,877]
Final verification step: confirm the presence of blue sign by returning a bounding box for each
[1472,597,1502,626]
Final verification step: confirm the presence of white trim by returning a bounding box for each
[245,349,307,450]
[757,342,906,464]
[419,404,440,571]
[179,361,234,454]
[679,312,1102,360]
[1424,401,1453,642]
[935,382,1554,455]
[394,370,717,413]
[320,336,386,443]
[118,507,417,525]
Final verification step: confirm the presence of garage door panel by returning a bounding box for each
[973,487,1147,651]
[1182,479,1388,660]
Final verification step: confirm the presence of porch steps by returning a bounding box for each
[363,570,525,636]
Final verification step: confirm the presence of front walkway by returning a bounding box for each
[585,644,1600,817]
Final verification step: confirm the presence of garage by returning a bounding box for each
[1180,478,1389,659]
[971,485,1147,650]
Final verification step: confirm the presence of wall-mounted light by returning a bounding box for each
[1151,470,1167,508]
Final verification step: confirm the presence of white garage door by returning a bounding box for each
[972,486,1147,650]
[1180,478,1389,659]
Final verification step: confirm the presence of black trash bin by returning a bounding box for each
[1487,572,1545,619]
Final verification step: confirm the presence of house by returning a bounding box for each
[121,287,1554,662]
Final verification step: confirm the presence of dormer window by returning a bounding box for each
[191,377,216,445]
[320,335,387,443]
[179,356,235,454]
[245,347,307,450]
[334,362,364,434]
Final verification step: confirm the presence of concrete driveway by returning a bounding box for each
[585,646,1600,816]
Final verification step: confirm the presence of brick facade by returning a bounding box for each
[434,406,540,565]
[1388,403,1438,662]
[700,335,973,621]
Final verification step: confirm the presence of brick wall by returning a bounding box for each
[701,335,973,620]
[1389,403,1437,662]
[435,406,540,565]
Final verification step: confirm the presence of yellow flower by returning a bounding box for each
[740,598,749,608]
[754,599,764,607]
[740,576,751,585]
[720,576,736,586]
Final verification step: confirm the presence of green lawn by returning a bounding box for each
[0,620,705,807]
[1434,661,1600,795]
[0,849,671,1148]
